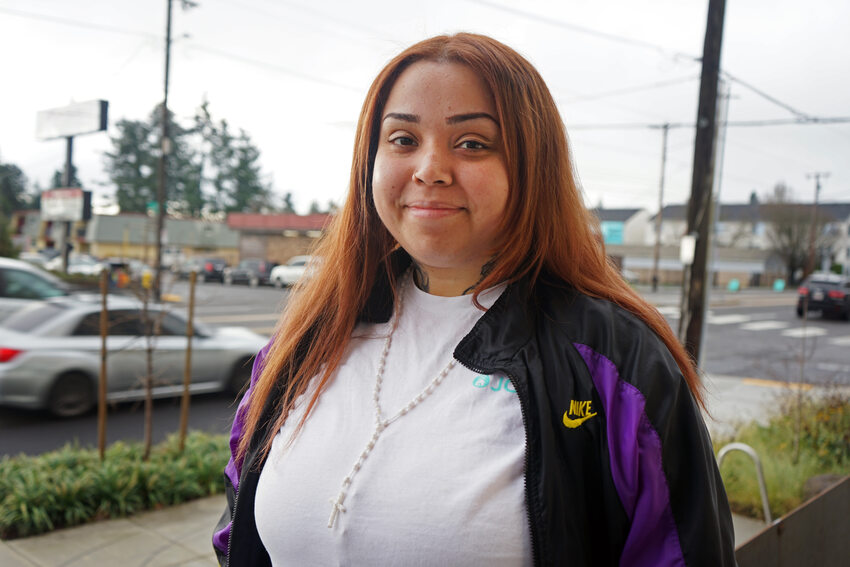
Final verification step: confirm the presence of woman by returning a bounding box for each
[214,33,736,566]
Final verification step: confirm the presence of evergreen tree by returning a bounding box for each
[104,101,270,217]
[281,192,296,213]
[228,130,270,212]
[49,164,82,188]
[0,160,28,257]
[104,117,158,213]
[0,161,29,218]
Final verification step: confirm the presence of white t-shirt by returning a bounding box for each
[255,278,531,566]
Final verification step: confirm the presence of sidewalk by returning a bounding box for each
[0,372,788,565]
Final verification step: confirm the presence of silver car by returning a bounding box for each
[0,296,267,417]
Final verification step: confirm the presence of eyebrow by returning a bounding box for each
[382,112,499,126]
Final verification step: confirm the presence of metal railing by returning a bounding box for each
[717,442,773,524]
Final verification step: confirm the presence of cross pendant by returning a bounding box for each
[327,494,347,528]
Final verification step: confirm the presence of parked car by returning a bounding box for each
[175,257,228,283]
[17,251,51,268]
[223,258,277,287]
[44,254,107,276]
[269,255,319,288]
[0,257,73,321]
[0,296,267,417]
[796,273,850,320]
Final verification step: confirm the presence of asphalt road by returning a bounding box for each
[2,282,848,456]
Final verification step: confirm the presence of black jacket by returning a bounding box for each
[214,269,736,566]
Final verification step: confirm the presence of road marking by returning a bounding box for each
[741,377,813,391]
[707,314,751,325]
[200,313,280,323]
[656,306,680,317]
[781,327,828,338]
[828,335,850,346]
[816,362,850,373]
[251,326,275,336]
[739,320,789,331]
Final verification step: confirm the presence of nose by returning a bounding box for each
[412,147,452,186]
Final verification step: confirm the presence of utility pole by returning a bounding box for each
[678,0,726,365]
[651,123,670,292]
[155,0,174,302]
[804,172,829,277]
[61,135,74,273]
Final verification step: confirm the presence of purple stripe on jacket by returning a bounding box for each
[573,343,686,567]
[212,341,273,554]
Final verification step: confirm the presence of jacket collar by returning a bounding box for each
[358,248,539,374]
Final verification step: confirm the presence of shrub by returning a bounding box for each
[0,431,229,539]
[715,389,849,520]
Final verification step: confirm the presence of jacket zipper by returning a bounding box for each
[225,472,241,567]
[456,359,540,567]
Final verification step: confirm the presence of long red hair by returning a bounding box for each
[238,33,702,462]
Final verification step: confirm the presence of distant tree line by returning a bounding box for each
[104,100,276,218]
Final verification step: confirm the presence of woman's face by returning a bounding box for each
[372,61,509,284]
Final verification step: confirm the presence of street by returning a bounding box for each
[1,283,847,456]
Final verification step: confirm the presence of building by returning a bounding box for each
[85,214,241,266]
[226,212,330,263]
[591,208,654,246]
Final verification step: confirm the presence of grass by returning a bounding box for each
[715,388,849,520]
[0,431,229,540]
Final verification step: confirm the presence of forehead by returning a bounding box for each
[382,60,497,117]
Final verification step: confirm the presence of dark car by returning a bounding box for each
[796,273,850,320]
[176,257,228,283]
[223,258,277,287]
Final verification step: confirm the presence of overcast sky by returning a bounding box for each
[1,0,848,215]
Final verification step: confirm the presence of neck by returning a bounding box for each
[410,260,491,297]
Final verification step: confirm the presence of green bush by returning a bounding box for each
[0,431,229,539]
[715,389,849,520]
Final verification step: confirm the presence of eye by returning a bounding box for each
[458,139,488,150]
[389,135,416,147]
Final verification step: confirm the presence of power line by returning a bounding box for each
[467,1,827,127]
[568,116,850,130]
[561,75,700,103]
[0,6,158,39]
[184,43,363,92]
[721,71,811,119]
[0,5,366,93]
[465,0,700,63]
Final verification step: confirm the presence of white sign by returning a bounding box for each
[680,234,696,265]
[41,188,91,222]
[36,100,108,140]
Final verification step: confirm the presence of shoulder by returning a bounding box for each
[532,281,684,397]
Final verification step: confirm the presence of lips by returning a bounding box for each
[404,201,464,218]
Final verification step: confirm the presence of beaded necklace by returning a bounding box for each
[327,276,457,528]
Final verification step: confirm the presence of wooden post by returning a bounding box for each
[178,271,196,451]
[98,269,108,460]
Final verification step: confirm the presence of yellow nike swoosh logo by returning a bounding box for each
[563,411,597,428]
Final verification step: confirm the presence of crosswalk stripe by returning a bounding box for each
[707,314,751,325]
[739,321,789,331]
[781,327,828,338]
[816,362,850,373]
[828,335,850,346]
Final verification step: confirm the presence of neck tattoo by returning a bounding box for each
[327,274,457,529]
